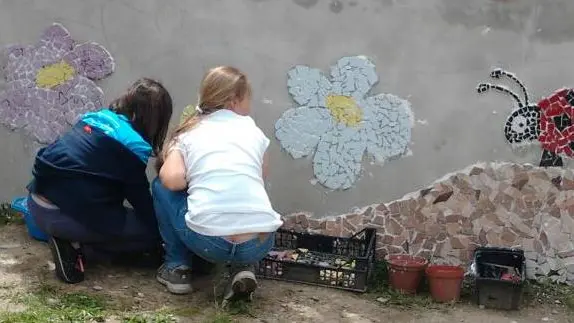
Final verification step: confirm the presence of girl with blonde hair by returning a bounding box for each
[152,66,282,302]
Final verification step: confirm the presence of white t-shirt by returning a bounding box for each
[172,109,283,236]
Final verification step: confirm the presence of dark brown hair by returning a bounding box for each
[109,78,173,157]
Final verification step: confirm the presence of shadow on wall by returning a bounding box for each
[439,0,574,44]
[282,162,574,284]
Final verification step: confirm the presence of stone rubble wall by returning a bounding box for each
[281,162,574,284]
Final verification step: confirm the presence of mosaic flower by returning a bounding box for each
[0,23,115,144]
[275,56,413,190]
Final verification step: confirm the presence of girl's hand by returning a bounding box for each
[159,149,187,191]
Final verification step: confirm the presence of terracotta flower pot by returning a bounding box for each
[386,254,428,294]
[426,265,465,303]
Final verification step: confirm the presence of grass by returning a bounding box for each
[0,202,24,226]
[0,279,256,323]
[121,311,178,323]
[0,282,183,322]
[226,300,255,317]
[204,312,234,323]
[1,283,108,322]
[120,305,239,323]
[523,278,574,311]
[197,299,255,323]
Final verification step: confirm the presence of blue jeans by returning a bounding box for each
[151,178,274,270]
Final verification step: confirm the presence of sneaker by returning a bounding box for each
[48,237,85,284]
[222,264,258,303]
[156,264,193,295]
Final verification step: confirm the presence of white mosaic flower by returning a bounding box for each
[275,55,413,190]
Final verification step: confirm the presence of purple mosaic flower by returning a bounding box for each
[0,23,115,144]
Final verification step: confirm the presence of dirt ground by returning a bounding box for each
[0,224,572,323]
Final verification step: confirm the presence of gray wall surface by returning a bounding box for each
[0,0,573,217]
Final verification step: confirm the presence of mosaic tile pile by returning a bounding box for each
[282,162,574,284]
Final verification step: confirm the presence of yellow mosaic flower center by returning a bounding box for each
[35,60,75,89]
[325,95,363,127]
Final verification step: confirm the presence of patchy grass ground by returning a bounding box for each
[1,215,574,322]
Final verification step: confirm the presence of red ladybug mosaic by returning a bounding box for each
[477,68,573,167]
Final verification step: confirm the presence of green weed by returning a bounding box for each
[204,311,234,323]
[524,278,574,311]
[121,311,178,323]
[0,284,107,322]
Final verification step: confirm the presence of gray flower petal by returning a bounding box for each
[275,106,334,159]
[312,124,367,190]
[287,65,332,107]
[362,94,413,162]
[330,55,378,99]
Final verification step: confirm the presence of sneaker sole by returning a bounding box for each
[224,271,257,301]
[49,237,83,284]
[156,275,192,295]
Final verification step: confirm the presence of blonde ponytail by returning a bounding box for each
[155,66,251,172]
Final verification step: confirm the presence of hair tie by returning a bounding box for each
[195,105,204,114]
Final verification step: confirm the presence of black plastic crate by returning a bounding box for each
[474,247,525,310]
[256,228,376,292]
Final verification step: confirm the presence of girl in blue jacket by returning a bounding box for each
[27,78,173,284]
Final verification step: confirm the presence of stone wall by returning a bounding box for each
[282,162,574,284]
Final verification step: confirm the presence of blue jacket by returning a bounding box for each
[27,109,157,236]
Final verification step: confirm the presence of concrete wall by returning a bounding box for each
[1,0,573,218]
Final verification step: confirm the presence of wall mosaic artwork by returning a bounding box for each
[478,68,574,167]
[275,55,414,190]
[0,23,115,144]
[283,162,574,284]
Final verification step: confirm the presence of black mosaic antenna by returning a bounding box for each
[477,83,524,108]
[490,68,530,106]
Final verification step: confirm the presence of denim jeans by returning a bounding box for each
[151,178,274,270]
